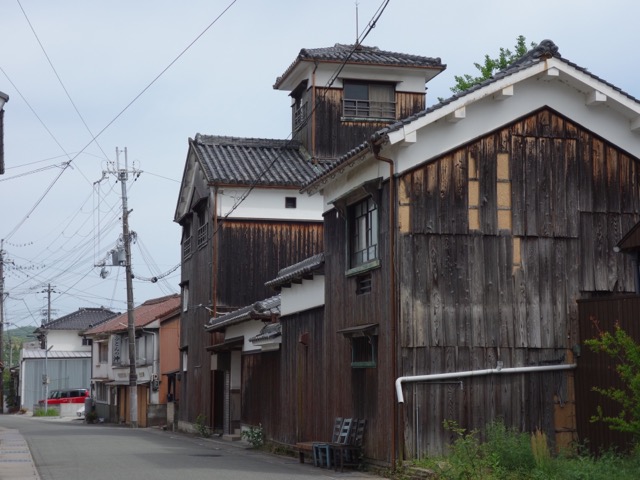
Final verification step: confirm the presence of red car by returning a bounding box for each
[38,388,90,405]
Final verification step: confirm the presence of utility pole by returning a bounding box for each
[0,239,5,413]
[111,147,138,428]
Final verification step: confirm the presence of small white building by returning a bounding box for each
[19,307,117,411]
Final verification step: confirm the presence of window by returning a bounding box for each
[349,196,378,268]
[96,382,108,402]
[182,284,189,312]
[82,337,92,346]
[285,197,297,209]
[182,219,192,259]
[355,273,372,295]
[343,81,395,119]
[196,208,207,249]
[99,342,108,363]
[338,324,379,369]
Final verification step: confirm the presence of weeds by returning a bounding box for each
[194,414,212,438]
[412,419,640,480]
[33,407,59,417]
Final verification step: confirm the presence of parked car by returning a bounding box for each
[77,405,85,418]
[38,388,90,406]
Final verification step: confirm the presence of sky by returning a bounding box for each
[1,0,638,331]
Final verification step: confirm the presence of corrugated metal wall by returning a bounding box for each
[22,358,91,409]
[576,296,639,453]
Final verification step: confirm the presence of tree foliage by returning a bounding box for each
[450,35,537,95]
[584,321,640,439]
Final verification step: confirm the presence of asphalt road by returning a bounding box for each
[0,415,383,480]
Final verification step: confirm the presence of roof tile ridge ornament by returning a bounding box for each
[506,39,560,71]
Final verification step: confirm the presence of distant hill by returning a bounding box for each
[3,326,37,367]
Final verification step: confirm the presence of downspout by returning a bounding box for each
[311,64,317,160]
[371,141,399,470]
[212,188,218,317]
[395,363,578,403]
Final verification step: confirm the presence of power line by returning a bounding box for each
[2,0,239,241]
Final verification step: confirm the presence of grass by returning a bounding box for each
[33,407,60,417]
[410,420,640,479]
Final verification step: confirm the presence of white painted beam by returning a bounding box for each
[446,107,466,123]
[493,85,514,101]
[586,90,607,106]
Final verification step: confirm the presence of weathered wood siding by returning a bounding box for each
[215,220,324,310]
[295,87,425,161]
[322,186,394,463]
[576,296,640,453]
[242,307,326,445]
[396,108,640,456]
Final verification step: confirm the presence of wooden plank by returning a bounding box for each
[523,239,542,348]
[552,240,568,349]
[538,238,554,348]
[565,139,580,238]
[480,135,498,234]
[498,235,515,348]
[606,146,620,213]
[592,138,607,213]
[453,149,467,234]
[442,236,458,346]
[524,137,538,236]
[439,154,454,234]
[552,139,568,236]
[428,235,443,347]
[513,263,528,348]
[593,213,609,291]
[455,236,471,347]
[483,238,500,347]
[511,136,526,236]
[579,214,596,291]
[538,137,553,236]
[425,161,440,233]
[469,235,486,347]
[577,130,593,212]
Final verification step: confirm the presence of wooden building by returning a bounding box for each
[301,40,640,463]
[173,44,444,435]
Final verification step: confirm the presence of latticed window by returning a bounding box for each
[182,219,192,259]
[99,342,108,363]
[197,208,207,249]
[343,81,395,119]
[349,196,378,268]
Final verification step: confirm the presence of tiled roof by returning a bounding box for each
[265,253,325,290]
[37,307,118,332]
[302,40,640,191]
[191,134,322,187]
[83,294,180,335]
[249,322,282,343]
[274,44,444,89]
[206,295,280,332]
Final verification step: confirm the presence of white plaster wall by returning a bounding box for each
[217,188,322,221]
[225,320,264,353]
[45,330,86,352]
[280,276,325,316]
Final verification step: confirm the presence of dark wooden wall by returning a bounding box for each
[576,296,640,453]
[318,107,640,462]
[322,186,394,463]
[216,220,324,310]
[396,108,640,456]
[242,307,326,445]
[295,87,425,161]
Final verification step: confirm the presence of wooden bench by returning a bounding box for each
[295,442,315,464]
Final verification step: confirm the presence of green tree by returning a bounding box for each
[584,321,640,439]
[450,35,537,95]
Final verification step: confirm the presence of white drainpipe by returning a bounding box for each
[395,362,577,403]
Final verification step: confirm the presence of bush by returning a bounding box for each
[584,321,640,440]
[194,414,212,438]
[241,424,265,448]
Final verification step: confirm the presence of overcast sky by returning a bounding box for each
[1,0,638,330]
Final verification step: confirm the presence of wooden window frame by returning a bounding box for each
[342,80,396,121]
